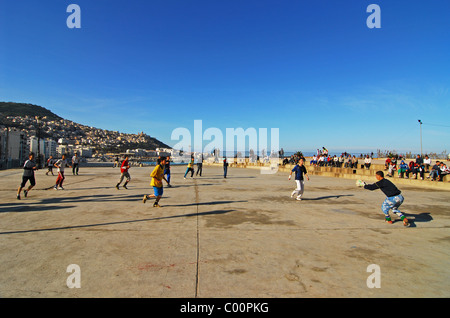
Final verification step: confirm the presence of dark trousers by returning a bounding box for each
[196,164,202,176]
[73,163,79,175]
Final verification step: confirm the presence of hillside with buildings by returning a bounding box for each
[0,102,171,169]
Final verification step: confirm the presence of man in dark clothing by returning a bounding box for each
[196,155,203,176]
[415,154,423,166]
[363,171,409,226]
[46,155,55,176]
[164,156,172,186]
[17,152,37,200]
[223,158,228,178]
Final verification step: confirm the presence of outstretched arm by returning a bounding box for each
[363,183,378,191]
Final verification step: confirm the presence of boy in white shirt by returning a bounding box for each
[54,154,71,190]
[423,155,431,173]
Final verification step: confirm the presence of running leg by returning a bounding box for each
[296,180,305,200]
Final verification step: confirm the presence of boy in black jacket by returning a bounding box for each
[363,171,410,226]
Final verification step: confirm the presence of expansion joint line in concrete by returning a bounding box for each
[194,179,200,298]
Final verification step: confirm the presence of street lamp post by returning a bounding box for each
[36,116,43,169]
[418,119,423,156]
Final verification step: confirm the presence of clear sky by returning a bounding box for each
[1,0,449,154]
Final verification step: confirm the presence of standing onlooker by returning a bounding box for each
[196,155,203,176]
[72,153,80,175]
[223,158,229,178]
[164,156,172,186]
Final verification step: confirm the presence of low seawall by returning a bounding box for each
[205,158,450,191]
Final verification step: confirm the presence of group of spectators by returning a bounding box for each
[309,154,374,169]
[385,155,449,181]
[282,153,306,166]
[282,152,449,182]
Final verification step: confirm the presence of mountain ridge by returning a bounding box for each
[0,102,171,152]
[0,102,62,120]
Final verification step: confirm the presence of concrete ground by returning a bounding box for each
[0,164,449,298]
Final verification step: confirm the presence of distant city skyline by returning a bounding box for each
[1,1,449,154]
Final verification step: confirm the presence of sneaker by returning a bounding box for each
[116,184,120,190]
[24,190,28,198]
[153,202,161,208]
[123,184,128,189]
[401,216,410,227]
[54,186,58,190]
[17,194,21,200]
[58,187,64,190]
[385,217,393,224]
[142,195,147,204]
[296,197,302,201]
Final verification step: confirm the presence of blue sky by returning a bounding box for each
[1,0,449,154]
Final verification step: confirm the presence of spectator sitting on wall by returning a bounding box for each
[398,160,409,178]
[385,157,391,170]
[429,161,440,181]
[364,155,372,170]
[423,155,431,172]
[438,162,449,181]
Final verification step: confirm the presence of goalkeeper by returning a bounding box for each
[361,171,410,226]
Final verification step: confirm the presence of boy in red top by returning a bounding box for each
[116,155,131,190]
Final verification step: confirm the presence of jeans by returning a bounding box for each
[381,194,404,218]
[164,170,170,184]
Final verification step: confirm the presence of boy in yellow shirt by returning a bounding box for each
[143,157,170,207]
[184,157,195,179]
